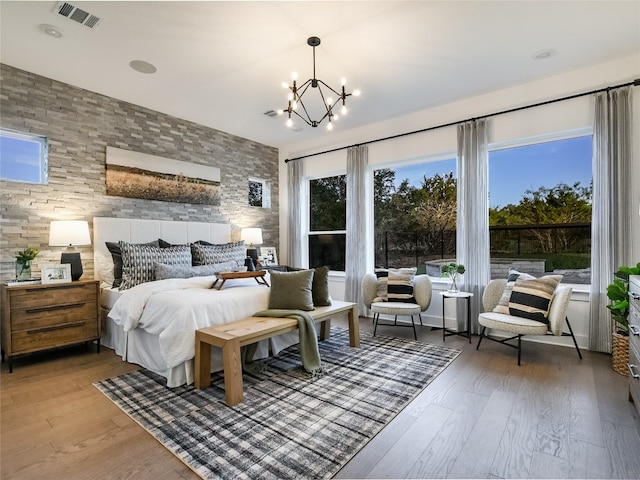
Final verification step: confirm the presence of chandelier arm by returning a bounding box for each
[291,109,313,127]
[315,79,343,98]
[295,96,315,125]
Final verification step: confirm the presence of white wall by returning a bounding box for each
[278,54,640,350]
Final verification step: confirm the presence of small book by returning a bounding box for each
[7,278,42,286]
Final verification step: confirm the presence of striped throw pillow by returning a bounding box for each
[493,269,535,314]
[508,274,563,324]
[373,267,417,303]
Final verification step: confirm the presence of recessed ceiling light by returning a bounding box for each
[39,23,63,38]
[532,49,555,60]
[129,60,157,74]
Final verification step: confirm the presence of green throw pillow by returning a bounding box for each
[268,269,315,311]
[312,266,331,306]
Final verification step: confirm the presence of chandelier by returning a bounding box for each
[278,36,360,131]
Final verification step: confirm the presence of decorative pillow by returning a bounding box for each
[268,269,315,311]
[373,267,417,303]
[373,268,389,302]
[493,269,536,314]
[155,262,220,280]
[387,267,417,303]
[106,240,159,288]
[311,266,332,306]
[191,241,245,267]
[507,274,563,324]
[119,242,192,290]
[281,266,331,306]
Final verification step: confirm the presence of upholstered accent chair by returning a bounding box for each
[476,278,582,365]
[362,272,433,340]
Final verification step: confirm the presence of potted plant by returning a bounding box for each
[15,247,40,281]
[607,262,640,375]
[441,263,465,293]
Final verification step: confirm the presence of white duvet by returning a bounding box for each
[107,275,271,369]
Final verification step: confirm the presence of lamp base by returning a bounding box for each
[61,252,83,281]
[247,247,259,262]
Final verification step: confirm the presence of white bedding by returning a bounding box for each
[107,275,272,371]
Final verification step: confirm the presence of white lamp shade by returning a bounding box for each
[240,227,263,246]
[49,220,91,246]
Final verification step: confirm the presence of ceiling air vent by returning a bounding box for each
[55,2,102,29]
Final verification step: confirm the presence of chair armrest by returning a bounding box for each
[414,274,433,311]
[482,279,507,312]
[362,273,378,308]
[547,286,572,336]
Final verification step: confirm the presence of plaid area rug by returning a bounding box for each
[95,328,460,480]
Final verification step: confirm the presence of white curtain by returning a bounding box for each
[287,159,303,268]
[344,145,368,316]
[589,86,633,352]
[457,119,491,333]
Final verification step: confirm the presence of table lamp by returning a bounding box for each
[49,220,91,281]
[240,227,262,262]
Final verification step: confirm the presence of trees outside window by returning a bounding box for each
[488,136,592,283]
[374,163,457,272]
[308,135,592,281]
[308,175,346,270]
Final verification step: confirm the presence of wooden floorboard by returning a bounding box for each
[1,319,640,479]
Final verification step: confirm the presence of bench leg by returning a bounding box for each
[194,335,211,389]
[319,319,331,341]
[348,304,360,348]
[222,338,244,406]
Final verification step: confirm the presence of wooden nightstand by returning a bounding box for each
[1,279,100,372]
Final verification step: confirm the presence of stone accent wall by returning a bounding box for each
[0,64,279,281]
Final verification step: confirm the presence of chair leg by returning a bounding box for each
[476,327,486,350]
[565,317,583,360]
[410,315,417,340]
[517,335,522,366]
[418,314,423,326]
[373,313,379,337]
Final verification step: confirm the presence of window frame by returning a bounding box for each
[248,176,271,208]
[0,128,48,184]
[307,173,347,272]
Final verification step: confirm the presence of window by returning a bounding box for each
[308,175,346,271]
[248,177,270,208]
[373,158,457,274]
[488,135,592,283]
[0,128,48,184]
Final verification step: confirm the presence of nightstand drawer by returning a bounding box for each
[7,283,97,310]
[11,319,98,355]
[11,300,98,331]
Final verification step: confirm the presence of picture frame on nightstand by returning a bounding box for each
[41,263,72,284]
[259,247,278,266]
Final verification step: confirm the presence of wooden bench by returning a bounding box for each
[194,300,359,405]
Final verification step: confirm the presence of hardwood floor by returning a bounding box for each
[2,318,639,479]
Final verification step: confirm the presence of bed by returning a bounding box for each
[93,217,299,387]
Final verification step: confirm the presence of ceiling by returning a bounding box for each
[1,1,639,149]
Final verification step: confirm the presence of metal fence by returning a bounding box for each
[374,223,591,271]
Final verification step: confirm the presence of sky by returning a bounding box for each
[392,135,592,208]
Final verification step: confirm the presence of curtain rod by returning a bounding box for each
[284,77,640,163]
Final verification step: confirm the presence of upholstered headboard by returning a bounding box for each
[93,217,231,283]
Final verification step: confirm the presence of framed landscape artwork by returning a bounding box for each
[106,147,221,205]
